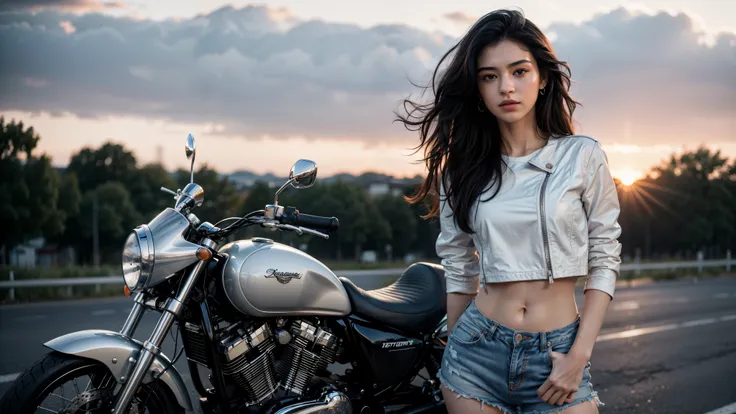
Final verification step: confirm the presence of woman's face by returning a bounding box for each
[476,39,546,125]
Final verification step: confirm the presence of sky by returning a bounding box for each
[0,0,734,183]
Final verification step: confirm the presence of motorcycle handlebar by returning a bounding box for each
[279,207,339,232]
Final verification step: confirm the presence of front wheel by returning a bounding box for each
[0,351,183,414]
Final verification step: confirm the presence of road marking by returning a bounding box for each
[612,300,640,311]
[681,317,718,327]
[714,293,732,299]
[611,297,691,312]
[597,314,736,342]
[91,309,115,316]
[0,373,19,384]
[703,402,736,414]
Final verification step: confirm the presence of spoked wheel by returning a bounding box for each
[0,351,183,414]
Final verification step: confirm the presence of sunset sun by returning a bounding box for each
[615,169,642,186]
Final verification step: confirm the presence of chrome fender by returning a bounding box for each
[44,329,193,412]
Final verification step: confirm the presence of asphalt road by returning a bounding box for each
[1,275,735,414]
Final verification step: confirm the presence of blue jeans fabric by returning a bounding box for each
[439,299,603,413]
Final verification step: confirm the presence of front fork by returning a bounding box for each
[120,292,146,338]
[112,257,209,413]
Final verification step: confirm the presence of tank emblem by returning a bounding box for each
[265,268,302,284]
[381,340,418,349]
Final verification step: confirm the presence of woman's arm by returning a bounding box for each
[538,140,622,406]
[446,293,475,333]
[435,176,480,332]
[573,139,623,356]
[570,289,610,360]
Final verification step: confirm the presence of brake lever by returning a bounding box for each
[297,226,329,239]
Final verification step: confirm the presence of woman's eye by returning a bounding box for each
[514,69,528,76]
[482,74,496,81]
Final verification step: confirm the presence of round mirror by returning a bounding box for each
[185,134,196,159]
[289,159,317,189]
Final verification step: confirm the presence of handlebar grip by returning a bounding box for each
[280,208,339,232]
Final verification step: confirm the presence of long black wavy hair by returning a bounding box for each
[397,9,580,234]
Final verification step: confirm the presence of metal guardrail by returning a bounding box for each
[0,276,121,289]
[1,257,733,300]
[620,259,733,272]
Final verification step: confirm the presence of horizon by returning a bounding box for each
[31,132,730,186]
[1,0,734,183]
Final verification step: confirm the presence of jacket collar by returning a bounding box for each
[528,136,560,174]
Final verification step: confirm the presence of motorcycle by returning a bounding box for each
[0,134,449,414]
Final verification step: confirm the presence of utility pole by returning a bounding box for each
[93,195,100,268]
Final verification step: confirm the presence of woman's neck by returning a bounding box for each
[499,113,546,157]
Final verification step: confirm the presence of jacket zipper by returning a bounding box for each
[473,203,487,293]
[476,234,487,293]
[539,172,554,283]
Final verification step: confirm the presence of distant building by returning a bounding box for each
[368,183,390,197]
[9,237,44,268]
[367,182,407,198]
[8,237,76,268]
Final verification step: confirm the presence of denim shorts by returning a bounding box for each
[438,299,603,414]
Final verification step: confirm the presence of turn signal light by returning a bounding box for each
[124,285,131,297]
[196,247,212,261]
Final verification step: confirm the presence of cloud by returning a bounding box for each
[0,5,734,147]
[546,7,735,145]
[0,0,123,12]
[443,11,476,26]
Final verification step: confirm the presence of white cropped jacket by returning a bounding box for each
[436,135,622,299]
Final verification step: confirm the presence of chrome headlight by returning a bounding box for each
[121,208,204,292]
[122,231,142,289]
[122,226,154,291]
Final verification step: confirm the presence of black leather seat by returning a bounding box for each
[339,262,446,334]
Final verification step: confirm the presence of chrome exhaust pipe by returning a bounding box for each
[274,391,352,414]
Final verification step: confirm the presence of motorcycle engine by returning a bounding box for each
[275,319,339,395]
[216,322,279,405]
[185,318,340,407]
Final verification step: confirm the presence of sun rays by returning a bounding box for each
[618,178,685,218]
[616,170,641,186]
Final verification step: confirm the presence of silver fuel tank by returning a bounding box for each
[219,237,352,317]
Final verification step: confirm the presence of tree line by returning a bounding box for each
[1,116,735,267]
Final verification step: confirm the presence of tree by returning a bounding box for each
[0,117,70,263]
[127,163,178,221]
[373,193,417,260]
[72,182,140,264]
[240,181,274,216]
[67,142,138,194]
[618,146,736,259]
[403,183,440,259]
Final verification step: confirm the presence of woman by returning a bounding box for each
[398,9,622,414]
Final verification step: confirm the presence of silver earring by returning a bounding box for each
[478,99,486,112]
[539,88,545,95]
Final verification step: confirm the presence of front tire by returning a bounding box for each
[0,351,183,414]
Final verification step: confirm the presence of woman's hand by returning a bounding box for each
[536,349,588,406]
[536,288,610,405]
